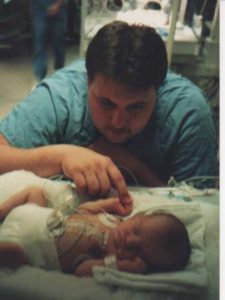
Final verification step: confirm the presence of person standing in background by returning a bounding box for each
[31,0,66,81]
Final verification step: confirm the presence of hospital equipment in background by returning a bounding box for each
[79,0,219,111]
[0,0,29,49]
[0,0,219,111]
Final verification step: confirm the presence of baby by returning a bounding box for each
[0,186,191,276]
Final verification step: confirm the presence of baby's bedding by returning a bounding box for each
[0,170,219,300]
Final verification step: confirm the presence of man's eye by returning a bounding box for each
[127,103,145,112]
[100,99,115,109]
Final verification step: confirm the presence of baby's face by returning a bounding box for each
[112,215,160,266]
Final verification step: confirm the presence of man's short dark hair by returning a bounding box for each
[86,21,168,89]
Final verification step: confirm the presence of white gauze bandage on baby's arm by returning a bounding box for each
[104,255,118,269]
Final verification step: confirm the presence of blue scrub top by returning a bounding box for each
[0,60,217,182]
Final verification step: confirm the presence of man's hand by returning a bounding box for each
[0,138,132,203]
[89,136,165,187]
[61,145,131,203]
[89,137,140,184]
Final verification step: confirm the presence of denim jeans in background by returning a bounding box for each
[31,1,66,81]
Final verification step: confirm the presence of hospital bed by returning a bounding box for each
[0,170,219,300]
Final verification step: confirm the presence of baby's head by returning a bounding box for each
[114,213,191,273]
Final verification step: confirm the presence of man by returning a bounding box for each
[31,0,66,81]
[0,21,217,203]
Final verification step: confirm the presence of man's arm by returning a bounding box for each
[0,134,62,177]
[0,186,47,220]
[89,136,165,187]
[0,134,131,202]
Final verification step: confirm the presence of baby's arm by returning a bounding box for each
[116,257,148,274]
[74,258,105,277]
[0,242,29,269]
[74,256,147,277]
[79,197,132,216]
[0,186,47,220]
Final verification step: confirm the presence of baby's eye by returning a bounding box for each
[129,245,141,255]
[133,224,139,235]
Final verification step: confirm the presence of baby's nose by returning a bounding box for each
[125,236,139,250]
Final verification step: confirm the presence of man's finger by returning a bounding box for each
[84,169,101,196]
[96,169,111,197]
[72,172,87,195]
[107,163,130,200]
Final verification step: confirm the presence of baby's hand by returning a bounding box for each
[119,195,133,216]
[79,197,133,216]
[116,256,148,274]
[112,197,133,216]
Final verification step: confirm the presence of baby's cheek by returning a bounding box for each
[135,257,148,273]
[116,248,136,259]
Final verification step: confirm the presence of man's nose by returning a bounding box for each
[111,109,127,128]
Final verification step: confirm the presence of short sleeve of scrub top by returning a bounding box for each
[0,60,96,148]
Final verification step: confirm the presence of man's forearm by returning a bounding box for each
[0,143,62,177]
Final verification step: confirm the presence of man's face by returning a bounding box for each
[88,74,156,143]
